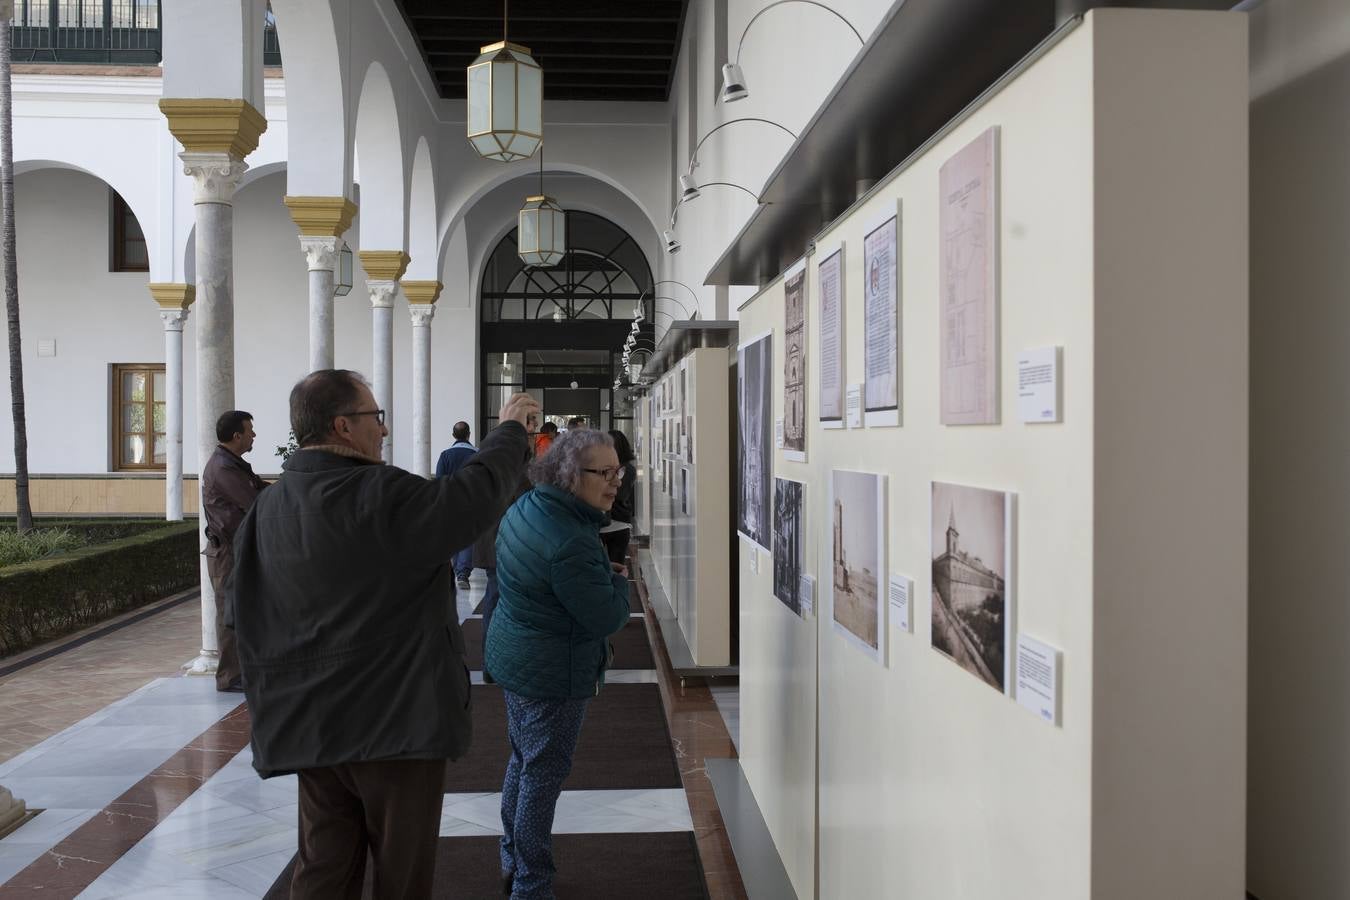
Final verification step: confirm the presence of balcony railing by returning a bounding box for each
[11,1,282,68]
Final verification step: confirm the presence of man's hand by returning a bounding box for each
[499,392,540,427]
[610,562,628,578]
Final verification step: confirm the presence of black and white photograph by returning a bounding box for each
[783,260,808,460]
[930,481,1014,692]
[738,332,774,551]
[830,469,887,662]
[773,478,805,616]
[681,467,690,516]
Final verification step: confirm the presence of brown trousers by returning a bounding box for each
[207,558,241,691]
[292,758,447,900]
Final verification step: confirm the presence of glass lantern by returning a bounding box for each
[518,195,566,267]
[467,41,543,163]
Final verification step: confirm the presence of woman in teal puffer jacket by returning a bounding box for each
[486,428,632,900]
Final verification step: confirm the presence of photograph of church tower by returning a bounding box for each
[930,481,1014,691]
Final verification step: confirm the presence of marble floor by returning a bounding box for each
[0,570,746,898]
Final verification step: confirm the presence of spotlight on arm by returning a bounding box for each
[720,1,862,105]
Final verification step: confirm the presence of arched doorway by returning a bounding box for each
[479,211,657,441]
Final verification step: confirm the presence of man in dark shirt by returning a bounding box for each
[229,370,538,898]
[435,421,477,589]
[201,409,267,693]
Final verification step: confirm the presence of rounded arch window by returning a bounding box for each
[480,211,654,322]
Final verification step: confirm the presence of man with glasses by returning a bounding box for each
[227,369,539,899]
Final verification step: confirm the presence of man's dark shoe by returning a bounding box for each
[500,869,513,896]
[221,679,246,693]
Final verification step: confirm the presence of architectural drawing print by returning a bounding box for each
[939,127,999,425]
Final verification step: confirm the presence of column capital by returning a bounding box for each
[149,282,196,312]
[409,304,436,326]
[179,152,247,204]
[367,281,399,310]
[159,98,267,159]
[358,250,411,283]
[284,195,358,238]
[401,280,443,305]
[298,235,340,272]
[159,309,190,332]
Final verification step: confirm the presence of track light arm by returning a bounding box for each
[733,1,862,65]
[686,118,797,175]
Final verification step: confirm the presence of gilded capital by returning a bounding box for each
[148,282,196,312]
[284,196,359,238]
[358,250,411,283]
[400,280,443,306]
[159,98,267,159]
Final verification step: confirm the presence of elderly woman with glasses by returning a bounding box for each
[486,428,632,899]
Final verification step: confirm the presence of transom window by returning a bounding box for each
[112,364,165,470]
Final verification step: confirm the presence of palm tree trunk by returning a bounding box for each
[0,14,33,533]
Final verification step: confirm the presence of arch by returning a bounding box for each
[14,160,156,275]
[270,0,352,197]
[479,211,654,324]
[406,137,438,279]
[438,160,663,277]
[353,59,407,252]
[238,159,288,192]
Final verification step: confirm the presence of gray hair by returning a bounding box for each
[529,428,614,494]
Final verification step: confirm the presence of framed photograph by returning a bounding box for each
[829,469,887,663]
[817,243,846,429]
[737,331,774,552]
[783,257,808,461]
[773,477,805,616]
[930,480,1016,693]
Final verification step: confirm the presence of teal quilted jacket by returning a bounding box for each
[486,484,632,698]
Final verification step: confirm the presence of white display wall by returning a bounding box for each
[735,10,1247,899]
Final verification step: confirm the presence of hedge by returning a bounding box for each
[0,521,200,657]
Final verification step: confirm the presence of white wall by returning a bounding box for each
[735,10,1246,899]
[1247,2,1350,898]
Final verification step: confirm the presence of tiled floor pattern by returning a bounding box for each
[0,597,202,765]
[0,568,747,897]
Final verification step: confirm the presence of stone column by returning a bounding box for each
[160,98,265,677]
[284,197,358,372]
[149,284,195,521]
[0,785,26,838]
[402,280,443,478]
[358,251,410,464]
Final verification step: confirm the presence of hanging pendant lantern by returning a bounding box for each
[467,1,543,162]
[518,145,566,267]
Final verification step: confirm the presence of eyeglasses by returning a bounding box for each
[581,466,623,482]
[340,409,386,426]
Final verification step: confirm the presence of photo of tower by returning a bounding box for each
[831,469,886,660]
[930,481,1013,691]
[783,267,807,456]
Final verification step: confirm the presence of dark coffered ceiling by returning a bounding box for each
[393,0,691,102]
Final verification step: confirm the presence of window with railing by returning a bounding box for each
[11,1,282,67]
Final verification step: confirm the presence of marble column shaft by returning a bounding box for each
[300,237,338,372]
[160,307,189,520]
[0,785,26,838]
[181,152,246,676]
[369,283,397,464]
[410,304,435,477]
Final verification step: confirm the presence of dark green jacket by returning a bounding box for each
[227,421,530,778]
[486,484,631,698]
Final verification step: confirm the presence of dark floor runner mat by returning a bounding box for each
[265,831,710,900]
[473,590,643,616]
[460,617,654,671]
[444,682,681,792]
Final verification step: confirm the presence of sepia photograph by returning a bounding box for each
[738,332,774,551]
[783,260,808,459]
[830,469,887,662]
[773,478,805,616]
[930,481,1014,692]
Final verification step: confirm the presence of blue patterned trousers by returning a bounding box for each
[499,691,590,899]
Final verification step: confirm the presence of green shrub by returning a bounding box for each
[0,522,200,657]
[0,528,86,568]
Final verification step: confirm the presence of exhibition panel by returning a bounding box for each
[731,9,1247,899]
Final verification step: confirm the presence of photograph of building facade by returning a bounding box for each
[737,332,772,550]
[930,481,1011,691]
[773,477,804,615]
[783,266,806,455]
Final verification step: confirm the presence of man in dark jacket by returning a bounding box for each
[228,370,538,899]
[201,409,267,693]
[435,421,478,589]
